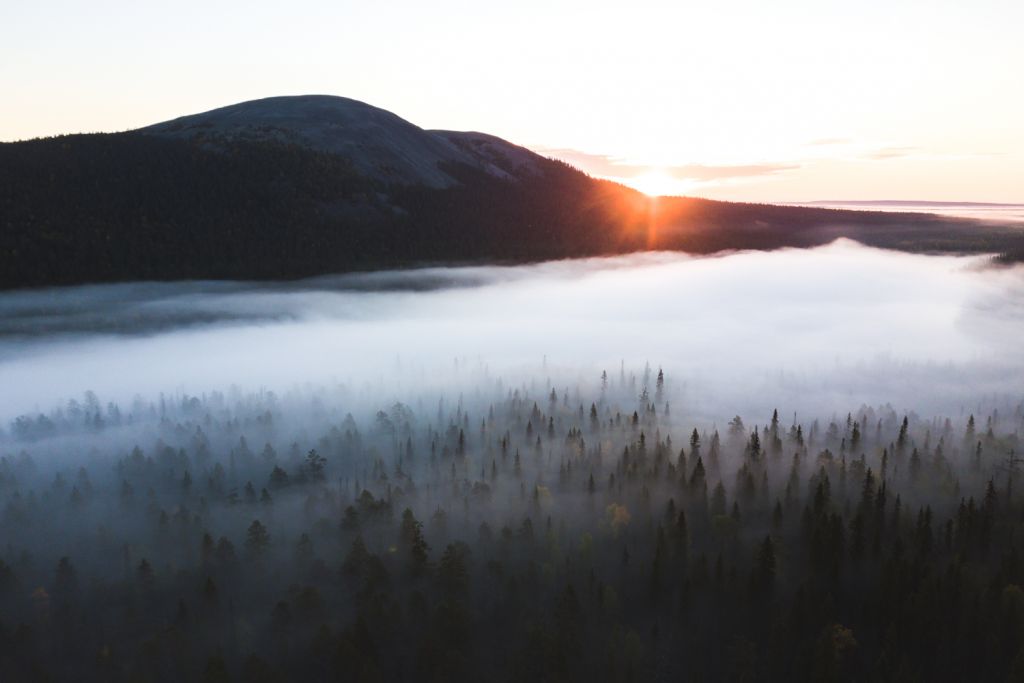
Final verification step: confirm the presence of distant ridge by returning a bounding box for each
[142,95,543,188]
[2,94,1023,289]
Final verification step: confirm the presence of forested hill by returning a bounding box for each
[2,95,1022,290]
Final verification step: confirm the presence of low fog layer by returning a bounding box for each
[1,240,1021,423]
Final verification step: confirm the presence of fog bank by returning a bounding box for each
[1,239,1021,423]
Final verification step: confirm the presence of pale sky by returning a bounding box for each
[3,0,1022,202]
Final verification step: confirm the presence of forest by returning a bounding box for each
[3,132,1023,290]
[1,367,1023,682]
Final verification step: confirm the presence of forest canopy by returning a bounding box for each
[0,367,1022,682]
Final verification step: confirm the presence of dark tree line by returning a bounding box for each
[0,372,1023,681]
[3,133,1021,290]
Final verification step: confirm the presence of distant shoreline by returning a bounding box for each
[792,200,1024,208]
[783,200,1024,224]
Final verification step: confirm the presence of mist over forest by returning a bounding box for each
[2,240,1022,422]
[0,240,1023,681]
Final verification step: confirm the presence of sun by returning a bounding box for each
[628,170,684,197]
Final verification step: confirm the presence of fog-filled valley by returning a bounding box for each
[2,240,1024,682]
[2,240,1022,422]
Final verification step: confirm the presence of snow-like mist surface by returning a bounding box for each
[1,239,1021,423]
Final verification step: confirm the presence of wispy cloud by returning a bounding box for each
[862,145,919,161]
[856,146,1002,163]
[535,147,799,182]
[664,162,801,181]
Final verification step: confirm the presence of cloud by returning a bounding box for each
[535,147,799,182]
[862,145,919,161]
[856,146,1003,163]
[663,162,800,181]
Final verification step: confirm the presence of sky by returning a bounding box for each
[3,0,1022,202]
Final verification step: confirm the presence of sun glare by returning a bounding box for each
[629,170,683,197]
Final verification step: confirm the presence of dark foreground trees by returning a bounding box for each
[0,378,1022,681]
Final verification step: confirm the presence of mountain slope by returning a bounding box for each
[141,95,542,188]
[1,96,1022,290]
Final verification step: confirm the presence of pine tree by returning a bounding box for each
[245,519,270,557]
